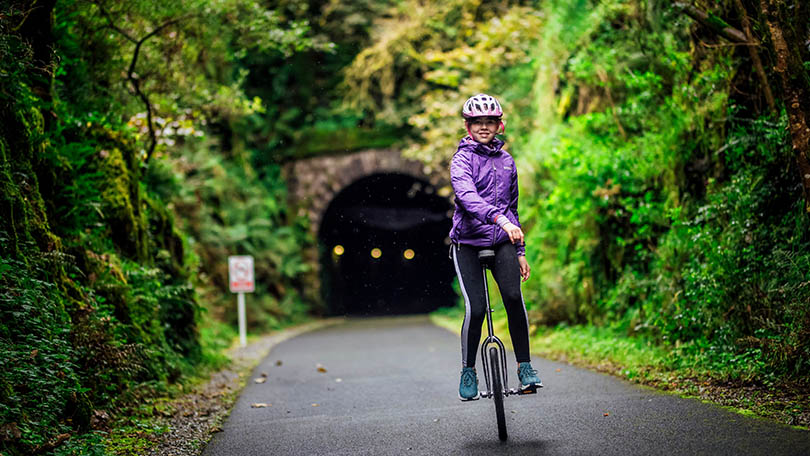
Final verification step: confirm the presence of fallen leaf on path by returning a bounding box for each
[260,372,268,377]
[251,403,271,408]
[275,360,283,366]
[555,368,561,372]
[316,363,327,373]
[311,403,319,407]
[433,418,440,423]
[254,377,266,384]
[603,412,609,417]
[210,426,223,433]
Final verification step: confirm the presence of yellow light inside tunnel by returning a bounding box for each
[403,249,415,260]
[370,248,382,259]
[333,245,344,256]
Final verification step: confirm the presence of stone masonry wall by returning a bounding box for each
[283,148,449,236]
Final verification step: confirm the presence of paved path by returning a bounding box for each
[204,316,810,456]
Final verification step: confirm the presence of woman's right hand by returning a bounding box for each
[501,222,524,245]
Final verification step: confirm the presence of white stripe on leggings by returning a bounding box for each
[452,244,473,367]
[518,283,530,361]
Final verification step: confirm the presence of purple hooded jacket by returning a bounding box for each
[449,136,525,256]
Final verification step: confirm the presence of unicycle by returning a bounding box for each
[476,248,541,441]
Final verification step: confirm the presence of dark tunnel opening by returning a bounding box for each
[318,173,457,316]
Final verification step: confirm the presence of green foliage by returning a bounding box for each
[0,254,85,450]
[514,0,810,380]
[149,139,316,331]
[54,0,331,160]
[1,0,323,453]
[654,115,810,379]
[291,124,407,159]
[370,0,810,383]
[343,0,544,169]
[236,0,401,163]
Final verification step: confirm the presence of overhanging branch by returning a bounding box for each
[94,2,193,164]
[673,2,750,44]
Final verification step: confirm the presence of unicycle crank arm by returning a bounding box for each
[481,384,542,399]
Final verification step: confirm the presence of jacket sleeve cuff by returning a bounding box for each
[494,214,510,228]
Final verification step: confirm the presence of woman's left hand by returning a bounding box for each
[518,255,530,282]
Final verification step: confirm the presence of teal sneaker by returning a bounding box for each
[458,367,480,401]
[517,362,542,390]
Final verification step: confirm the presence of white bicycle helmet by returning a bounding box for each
[462,93,505,137]
[462,93,503,118]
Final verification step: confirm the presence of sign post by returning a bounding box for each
[228,255,254,347]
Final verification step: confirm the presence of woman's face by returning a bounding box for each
[466,117,500,144]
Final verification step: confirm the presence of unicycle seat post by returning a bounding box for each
[476,249,497,340]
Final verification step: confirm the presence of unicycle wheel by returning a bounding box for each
[489,347,507,441]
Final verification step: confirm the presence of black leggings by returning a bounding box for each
[451,242,531,368]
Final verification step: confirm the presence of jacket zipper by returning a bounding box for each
[491,157,497,246]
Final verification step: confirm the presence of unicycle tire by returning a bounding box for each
[489,347,508,441]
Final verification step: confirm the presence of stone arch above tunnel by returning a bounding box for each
[283,148,450,236]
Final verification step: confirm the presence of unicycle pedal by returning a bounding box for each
[518,383,541,395]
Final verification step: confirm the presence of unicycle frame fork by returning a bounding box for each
[479,264,510,399]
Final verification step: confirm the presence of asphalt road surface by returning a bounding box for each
[203,316,810,456]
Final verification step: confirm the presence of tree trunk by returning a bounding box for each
[16,0,58,103]
[733,0,777,115]
[760,0,810,213]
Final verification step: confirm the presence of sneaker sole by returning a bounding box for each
[458,392,481,401]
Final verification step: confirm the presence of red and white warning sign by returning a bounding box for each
[228,256,255,293]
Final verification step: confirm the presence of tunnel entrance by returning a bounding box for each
[319,173,456,316]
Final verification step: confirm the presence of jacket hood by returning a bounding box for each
[458,136,505,156]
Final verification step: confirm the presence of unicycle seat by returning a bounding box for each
[478,249,496,265]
